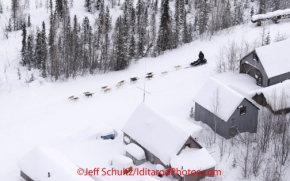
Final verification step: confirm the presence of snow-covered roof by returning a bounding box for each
[17,146,94,181]
[125,143,146,160]
[194,77,245,121]
[252,9,290,21]
[170,147,216,174]
[112,155,133,170]
[255,80,290,111]
[255,39,290,78]
[122,103,202,165]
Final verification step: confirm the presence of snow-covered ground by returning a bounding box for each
[1,0,290,180]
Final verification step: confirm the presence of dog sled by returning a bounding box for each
[190,58,207,67]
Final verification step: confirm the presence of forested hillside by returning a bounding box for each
[1,0,289,81]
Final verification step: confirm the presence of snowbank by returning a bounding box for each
[112,155,133,170]
[125,143,146,160]
[69,124,115,142]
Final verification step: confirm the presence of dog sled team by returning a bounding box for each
[68,51,207,102]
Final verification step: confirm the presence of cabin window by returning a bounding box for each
[239,105,246,115]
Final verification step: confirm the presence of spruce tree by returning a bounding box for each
[85,0,91,12]
[265,31,271,45]
[27,14,31,27]
[198,0,210,35]
[21,23,27,66]
[114,16,129,70]
[34,29,42,69]
[250,6,254,17]
[129,34,136,59]
[55,0,64,18]
[173,0,180,48]
[26,34,34,70]
[182,12,189,44]
[11,0,20,30]
[0,0,3,14]
[41,22,48,77]
[179,0,185,43]
[155,0,171,55]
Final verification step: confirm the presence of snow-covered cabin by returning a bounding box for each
[240,39,290,87]
[18,146,94,181]
[122,103,216,181]
[194,77,259,139]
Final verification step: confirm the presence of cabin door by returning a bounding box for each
[254,69,263,86]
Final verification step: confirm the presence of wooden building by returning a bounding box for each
[194,77,259,139]
[122,103,216,181]
[240,39,290,87]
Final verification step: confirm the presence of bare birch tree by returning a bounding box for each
[211,88,221,143]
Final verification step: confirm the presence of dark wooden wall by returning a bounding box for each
[195,99,258,139]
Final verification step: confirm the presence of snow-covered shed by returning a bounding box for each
[122,103,204,167]
[17,146,94,181]
[171,147,216,181]
[252,79,290,114]
[194,77,259,139]
[240,39,290,87]
[125,143,146,166]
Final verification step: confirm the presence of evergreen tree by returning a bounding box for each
[155,0,171,55]
[11,0,20,30]
[96,0,101,10]
[182,12,189,44]
[130,6,136,34]
[27,14,31,27]
[250,6,254,17]
[25,34,34,70]
[34,29,42,69]
[222,0,232,29]
[85,0,91,12]
[55,0,64,18]
[149,6,156,46]
[198,0,210,35]
[21,23,27,65]
[233,3,244,25]
[173,0,180,48]
[258,0,266,14]
[179,0,185,42]
[0,0,3,14]
[273,0,280,11]
[265,31,271,45]
[114,16,129,70]
[154,0,158,12]
[129,34,136,59]
[41,22,48,77]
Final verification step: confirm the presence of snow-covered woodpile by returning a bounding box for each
[252,9,290,25]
